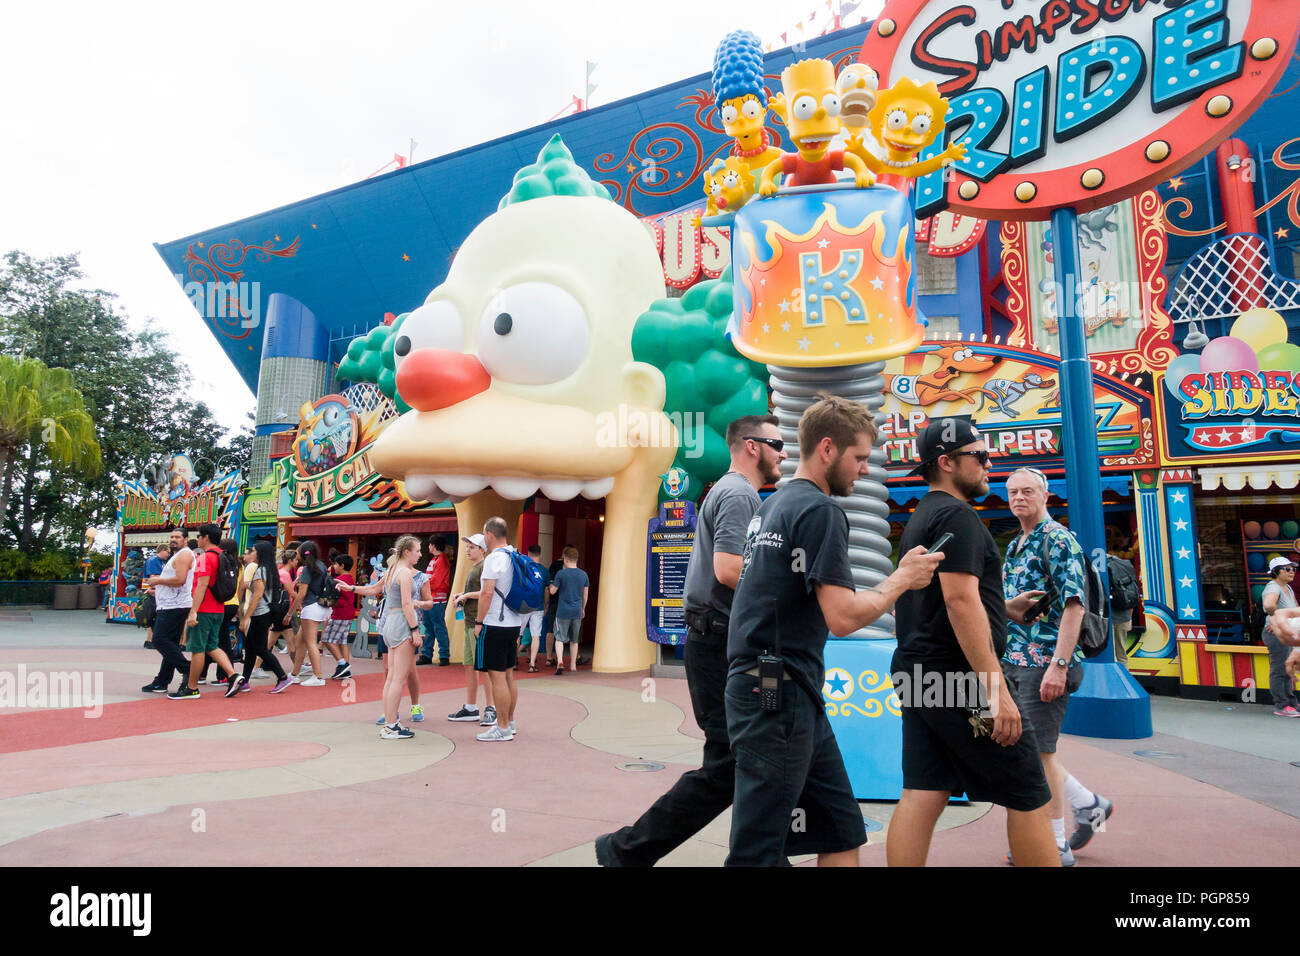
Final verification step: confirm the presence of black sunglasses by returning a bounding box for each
[745,436,785,452]
[947,449,991,466]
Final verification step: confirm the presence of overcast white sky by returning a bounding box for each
[0,0,881,434]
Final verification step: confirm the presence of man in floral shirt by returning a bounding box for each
[1002,468,1113,865]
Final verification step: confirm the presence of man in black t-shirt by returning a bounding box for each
[596,414,785,866]
[725,395,941,866]
[886,417,1059,867]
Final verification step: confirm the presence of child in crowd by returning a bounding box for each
[322,553,356,679]
[353,569,375,659]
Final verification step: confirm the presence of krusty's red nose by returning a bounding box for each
[395,349,491,412]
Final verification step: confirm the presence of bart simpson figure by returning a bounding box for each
[846,76,967,179]
[710,30,782,190]
[758,58,874,196]
[701,156,753,216]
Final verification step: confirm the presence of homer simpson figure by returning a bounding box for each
[758,58,874,196]
[846,76,967,179]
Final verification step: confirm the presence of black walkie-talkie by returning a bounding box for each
[758,607,783,711]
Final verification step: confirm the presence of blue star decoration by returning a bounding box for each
[826,673,849,695]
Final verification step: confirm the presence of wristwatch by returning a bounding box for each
[1052,657,1069,668]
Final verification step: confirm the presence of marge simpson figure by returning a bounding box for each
[847,76,967,179]
[758,59,874,196]
[711,30,783,191]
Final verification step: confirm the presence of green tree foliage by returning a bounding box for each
[0,251,251,554]
[337,314,410,412]
[0,354,100,527]
[632,268,769,502]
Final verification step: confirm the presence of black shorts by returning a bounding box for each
[724,672,867,865]
[899,669,1052,812]
[475,625,519,672]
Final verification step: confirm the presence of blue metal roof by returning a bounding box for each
[155,24,872,392]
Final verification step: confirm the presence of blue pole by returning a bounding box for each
[1050,207,1152,739]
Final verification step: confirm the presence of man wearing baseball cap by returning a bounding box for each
[887,417,1060,866]
[448,533,497,725]
[1262,556,1299,717]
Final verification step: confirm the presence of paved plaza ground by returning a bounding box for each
[2,608,1299,866]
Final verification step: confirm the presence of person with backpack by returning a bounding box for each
[289,541,334,686]
[228,540,293,695]
[169,523,240,699]
[473,516,542,741]
[204,539,243,686]
[1001,467,1114,864]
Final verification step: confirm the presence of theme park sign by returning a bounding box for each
[121,491,223,530]
[879,341,1155,471]
[641,210,985,289]
[280,393,436,517]
[1160,368,1300,460]
[860,0,1300,218]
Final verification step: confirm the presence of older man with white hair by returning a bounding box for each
[1001,467,1113,865]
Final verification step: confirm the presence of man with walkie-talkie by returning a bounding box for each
[724,394,941,867]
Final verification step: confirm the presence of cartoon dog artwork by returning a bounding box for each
[886,345,1001,407]
[972,372,1056,418]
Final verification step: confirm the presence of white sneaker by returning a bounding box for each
[251,668,271,680]
[476,725,514,742]
[508,721,517,736]
[299,675,326,687]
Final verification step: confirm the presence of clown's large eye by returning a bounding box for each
[741,98,762,120]
[393,299,464,366]
[887,109,908,130]
[911,114,932,135]
[478,283,588,385]
[821,93,841,117]
[720,104,739,125]
[792,95,817,120]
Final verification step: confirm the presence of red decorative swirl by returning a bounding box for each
[181,236,300,340]
[1162,136,1300,237]
[998,220,1031,347]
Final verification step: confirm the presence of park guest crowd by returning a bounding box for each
[134,403,1300,866]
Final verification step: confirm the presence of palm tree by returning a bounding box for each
[0,354,101,528]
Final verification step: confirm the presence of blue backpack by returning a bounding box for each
[493,549,546,616]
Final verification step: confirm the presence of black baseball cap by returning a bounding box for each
[908,416,983,477]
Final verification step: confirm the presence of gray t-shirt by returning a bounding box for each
[1264,580,1297,634]
[683,471,762,618]
[248,566,272,616]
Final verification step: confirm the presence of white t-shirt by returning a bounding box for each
[480,547,522,628]
[154,547,195,611]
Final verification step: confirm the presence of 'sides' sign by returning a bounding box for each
[861,0,1300,219]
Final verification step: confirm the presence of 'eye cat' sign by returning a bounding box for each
[860,0,1300,219]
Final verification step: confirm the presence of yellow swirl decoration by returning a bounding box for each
[824,702,840,717]
[857,669,893,694]
[999,220,1030,347]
